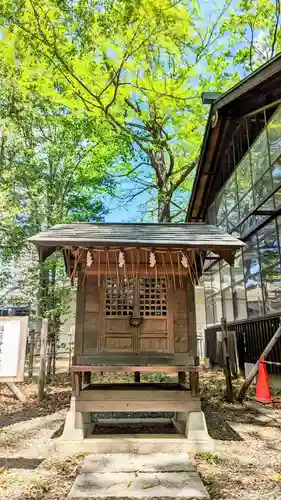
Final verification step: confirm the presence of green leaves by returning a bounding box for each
[1,0,281,225]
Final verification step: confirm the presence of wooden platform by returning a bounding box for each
[72,354,199,374]
[73,383,200,413]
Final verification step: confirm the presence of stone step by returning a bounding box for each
[82,453,195,473]
[58,436,190,455]
[68,454,209,499]
[68,471,209,499]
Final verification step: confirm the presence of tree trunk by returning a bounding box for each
[46,264,57,381]
[158,189,171,222]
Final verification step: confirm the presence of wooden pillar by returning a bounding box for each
[83,371,91,386]
[73,372,82,397]
[134,372,140,383]
[190,357,199,397]
[178,371,186,385]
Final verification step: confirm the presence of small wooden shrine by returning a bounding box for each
[30,222,243,447]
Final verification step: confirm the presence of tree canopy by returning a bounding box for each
[0,0,239,221]
[0,0,281,311]
[1,1,281,222]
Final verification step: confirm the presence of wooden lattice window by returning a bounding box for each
[105,278,134,316]
[139,278,167,317]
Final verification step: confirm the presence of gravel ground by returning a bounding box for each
[0,371,281,499]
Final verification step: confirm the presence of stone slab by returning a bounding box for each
[82,453,195,473]
[68,471,209,499]
[57,436,189,454]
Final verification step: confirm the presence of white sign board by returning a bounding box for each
[0,317,28,382]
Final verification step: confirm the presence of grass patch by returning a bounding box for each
[22,480,52,500]
[48,453,86,478]
[196,452,220,465]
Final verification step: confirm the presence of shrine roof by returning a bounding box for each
[29,222,244,250]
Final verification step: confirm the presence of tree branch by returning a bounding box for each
[170,205,188,219]
[116,186,150,205]
[109,162,151,178]
[170,160,197,193]
[271,0,281,58]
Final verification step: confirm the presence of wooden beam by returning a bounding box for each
[6,382,26,403]
[71,365,201,373]
[75,399,200,412]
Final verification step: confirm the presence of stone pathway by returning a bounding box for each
[68,453,209,499]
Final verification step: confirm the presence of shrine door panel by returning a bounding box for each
[138,277,173,353]
[104,277,173,354]
[104,278,135,352]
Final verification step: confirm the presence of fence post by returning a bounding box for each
[227,330,239,379]
[38,318,48,402]
[28,330,35,378]
[221,318,233,402]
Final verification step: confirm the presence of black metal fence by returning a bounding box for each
[205,314,281,374]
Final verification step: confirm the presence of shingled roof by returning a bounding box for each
[29,222,244,250]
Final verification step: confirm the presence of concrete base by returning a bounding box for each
[58,409,215,454]
[61,409,94,441]
[184,411,215,453]
[68,453,209,499]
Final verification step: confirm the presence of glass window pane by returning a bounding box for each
[262,263,281,315]
[253,169,273,207]
[236,155,252,201]
[204,268,213,297]
[272,156,281,189]
[251,129,270,183]
[277,216,281,249]
[211,262,221,295]
[232,251,244,283]
[206,297,215,325]
[275,188,281,209]
[225,174,238,214]
[256,197,275,226]
[243,233,260,278]
[267,106,281,164]
[245,273,264,318]
[220,262,231,289]
[258,219,280,270]
[207,201,216,225]
[227,205,239,233]
[213,292,222,324]
[218,219,227,232]
[216,190,226,223]
[238,215,257,238]
[233,280,247,320]
[239,190,254,220]
[222,287,234,321]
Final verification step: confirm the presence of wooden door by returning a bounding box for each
[138,277,173,353]
[104,278,135,351]
[103,277,173,354]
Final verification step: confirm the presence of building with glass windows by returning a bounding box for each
[189,54,281,366]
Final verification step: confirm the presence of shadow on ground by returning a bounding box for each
[0,391,71,428]
[0,457,44,469]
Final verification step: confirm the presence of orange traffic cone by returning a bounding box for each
[256,356,271,404]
